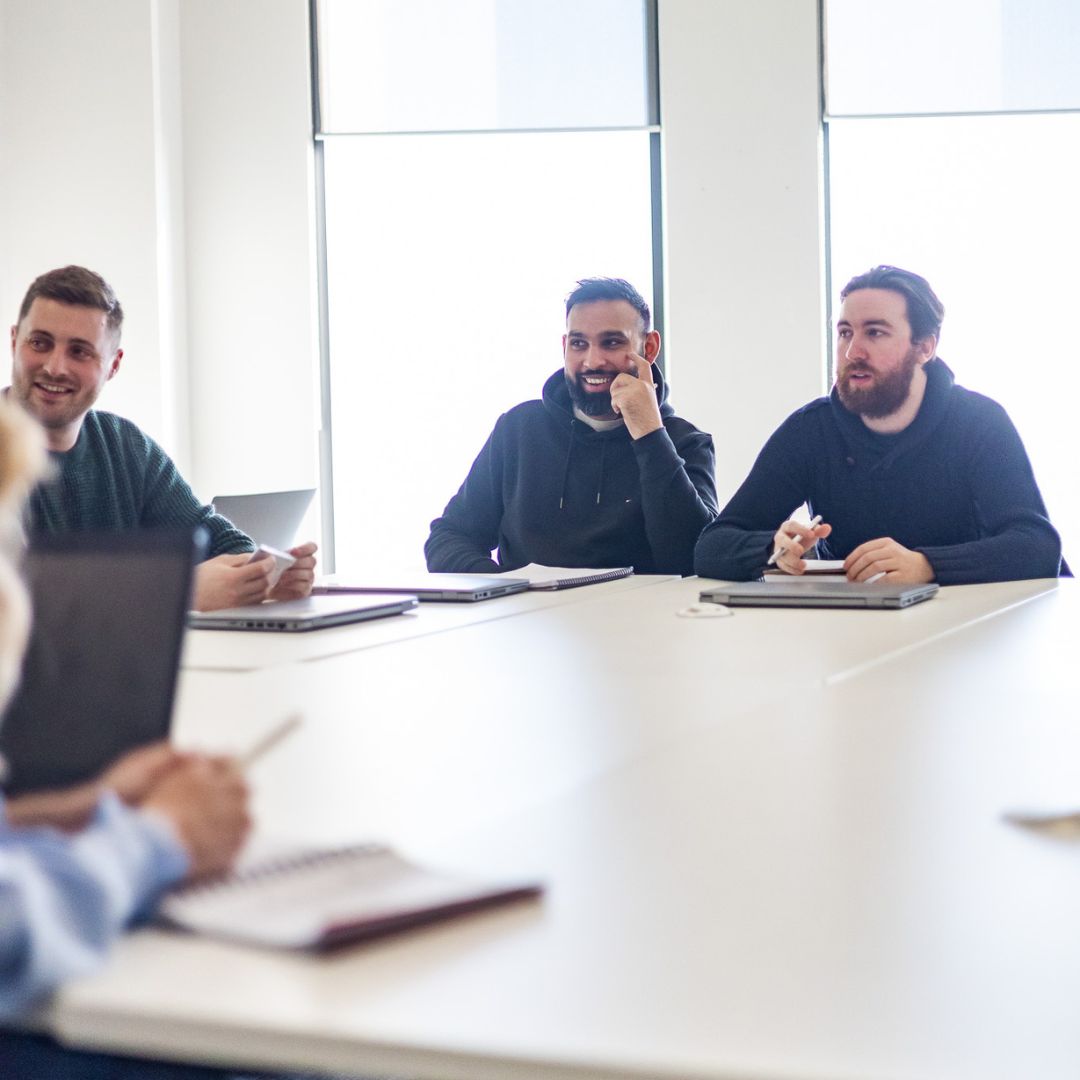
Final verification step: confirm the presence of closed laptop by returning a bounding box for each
[189,593,417,632]
[700,580,940,609]
[315,573,529,602]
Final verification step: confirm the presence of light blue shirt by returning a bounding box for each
[0,791,189,1018]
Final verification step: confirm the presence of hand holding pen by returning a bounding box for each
[768,514,832,574]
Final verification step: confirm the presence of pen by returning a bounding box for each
[767,514,823,567]
[240,713,303,769]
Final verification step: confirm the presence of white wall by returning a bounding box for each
[660,0,826,502]
[0,0,185,453]
[0,0,821,516]
[177,0,319,500]
[0,0,319,505]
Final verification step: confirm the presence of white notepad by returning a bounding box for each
[159,843,542,950]
[763,559,846,580]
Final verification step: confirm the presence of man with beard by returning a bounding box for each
[425,277,717,575]
[693,265,1062,584]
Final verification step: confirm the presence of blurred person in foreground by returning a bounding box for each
[0,396,256,1076]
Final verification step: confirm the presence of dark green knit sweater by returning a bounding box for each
[28,410,253,559]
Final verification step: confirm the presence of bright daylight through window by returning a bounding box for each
[315,1,658,571]
[825,0,1080,558]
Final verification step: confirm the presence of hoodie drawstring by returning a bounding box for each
[559,423,612,509]
[559,422,576,510]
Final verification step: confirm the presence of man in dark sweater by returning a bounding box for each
[8,266,317,610]
[425,278,717,576]
[694,265,1062,585]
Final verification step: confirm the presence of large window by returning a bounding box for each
[825,1,1080,556]
[314,1,660,571]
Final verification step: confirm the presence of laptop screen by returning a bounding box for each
[211,489,315,551]
[0,529,203,795]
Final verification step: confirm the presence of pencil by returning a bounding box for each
[241,713,303,769]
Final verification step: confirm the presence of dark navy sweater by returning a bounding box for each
[694,359,1062,584]
[425,368,717,575]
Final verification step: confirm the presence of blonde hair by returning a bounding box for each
[0,399,46,711]
[0,397,47,512]
[0,557,30,714]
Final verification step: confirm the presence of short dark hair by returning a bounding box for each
[839,265,944,344]
[17,266,124,340]
[565,277,651,332]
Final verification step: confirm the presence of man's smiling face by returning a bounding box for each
[10,298,122,451]
[562,299,648,418]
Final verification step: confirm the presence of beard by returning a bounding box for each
[564,372,617,418]
[836,346,922,419]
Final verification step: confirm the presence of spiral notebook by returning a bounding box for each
[158,843,543,950]
[500,564,634,590]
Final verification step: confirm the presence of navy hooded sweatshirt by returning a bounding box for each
[694,358,1062,584]
[425,367,717,575]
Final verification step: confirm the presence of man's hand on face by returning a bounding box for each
[268,541,318,602]
[141,755,251,880]
[192,553,274,612]
[609,353,663,440]
[844,537,934,584]
[770,518,833,575]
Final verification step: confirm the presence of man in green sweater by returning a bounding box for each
[8,266,317,611]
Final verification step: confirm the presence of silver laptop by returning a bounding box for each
[189,592,417,632]
[700,580,939,609]
[211,488,315,550]
[315,573,529,603]
[0,529,202,795]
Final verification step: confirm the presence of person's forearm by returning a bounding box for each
[692,424,809,581]
[139,440,253,557]
[0,794,188,1018]
[694,519,775,581]
[4,782,102,831]
[424,486,503,574]
[919,521,1062,585]
[634,429,718,575]
[425,520,501,572]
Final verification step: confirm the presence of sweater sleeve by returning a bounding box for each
[424,423,505,573]
[694,413,811,581]
[916,402,1062,584]
[135,432,254,558]
[0,793,188,1019]
[632,426,718,576]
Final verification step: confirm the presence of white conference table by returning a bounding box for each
[180,572,671,671]
[45,576,1079,1080]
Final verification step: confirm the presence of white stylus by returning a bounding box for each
[767,514,823,567]
[241,713,303,769]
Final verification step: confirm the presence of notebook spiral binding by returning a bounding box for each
[177,842,388,898]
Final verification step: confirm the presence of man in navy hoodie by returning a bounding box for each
[694,265,1062,585]
[426,278,717,576]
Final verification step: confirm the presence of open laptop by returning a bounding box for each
[211,489,315,550]
[0,529,203,796]
[700,580,940,609]
[189,593,417,632]
[315,573,529,603]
